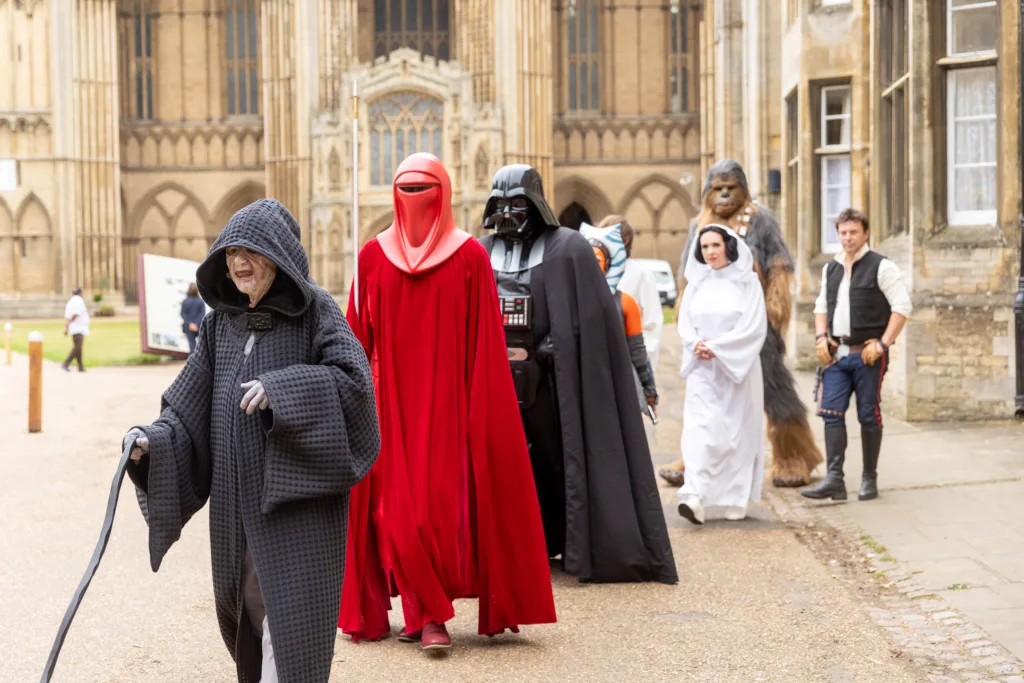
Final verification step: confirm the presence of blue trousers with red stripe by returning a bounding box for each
[817,350,888,428]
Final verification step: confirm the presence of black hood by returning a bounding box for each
[702,159,750,198]
[196,199,314,317]
[483,164,560,229]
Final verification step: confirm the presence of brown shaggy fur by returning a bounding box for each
[659,167,823,490]
[768,417,824,487]
[764,261,793,337]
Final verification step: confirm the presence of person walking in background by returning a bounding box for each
[599,215,664,369]
[61,286,90,372]
[180,282,206,354]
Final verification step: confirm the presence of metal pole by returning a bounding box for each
[352,79,360,315]
[1015,0,1024,418]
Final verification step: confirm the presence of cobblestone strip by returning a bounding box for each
[763,488,1024,683]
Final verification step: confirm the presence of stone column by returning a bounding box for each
[52,0,122,296]
[460,0,494,105]
[493,0,554,205]
[262,0,315,247]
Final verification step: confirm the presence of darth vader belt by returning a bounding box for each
[507,347,529,362]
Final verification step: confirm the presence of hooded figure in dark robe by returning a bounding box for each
[122,198,380,683]
[479,164,677,585]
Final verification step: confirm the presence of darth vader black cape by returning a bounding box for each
[125,199,380,683]
[481,227,677,585]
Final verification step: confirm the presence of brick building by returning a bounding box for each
[0,0,703,317]
[703,0,1023,421]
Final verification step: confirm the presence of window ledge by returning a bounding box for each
[937,53,997,69]
[815,146,851,155]
[925,222,1007,247]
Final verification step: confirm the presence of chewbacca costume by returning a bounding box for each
[661,159,823,488]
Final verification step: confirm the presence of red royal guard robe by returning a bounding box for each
[339,153,556,641]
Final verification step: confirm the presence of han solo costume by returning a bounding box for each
[802,243,911,502]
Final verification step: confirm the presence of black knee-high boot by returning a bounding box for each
[858,427,882,500]
[800,426,848,500]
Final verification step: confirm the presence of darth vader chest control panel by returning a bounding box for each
[499,296,532,330]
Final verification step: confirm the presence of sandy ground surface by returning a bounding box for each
[1,334,927,683]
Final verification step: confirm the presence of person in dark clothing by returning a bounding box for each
[121,199,380,683]
[803,208,911,502]
[479,164,677,586]
[180,282,207,354]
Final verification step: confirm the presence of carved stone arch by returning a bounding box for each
[558,203,591,231]
[0,196,13,235]
[127,181,208,238]
[0,119,12,157]
[616,175,697,269]
[0,197,15,292]
[553,175,614,224]
[367,91,445,186]
[15,192,52,236]
[14,193,54,293]
[474,143,489,188]
[327,147,341,191]
[616,174,699,223]
[366,211,394,244]
[211,180,266,233]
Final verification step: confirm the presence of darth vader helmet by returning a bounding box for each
[482,164,561,239]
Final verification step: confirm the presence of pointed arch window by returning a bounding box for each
[374,0,451,61]
[668,4,691,113]
[225,0,260,116]
[369,93,444,186]
[567,0,599,111]
[130,0,155,120]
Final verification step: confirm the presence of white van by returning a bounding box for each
[631,258,678,308]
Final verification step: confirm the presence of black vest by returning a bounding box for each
[825,250,891,345]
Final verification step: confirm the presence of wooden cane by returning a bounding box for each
[28,331,42,433]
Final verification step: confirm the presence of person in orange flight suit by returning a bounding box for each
[586,236,659,415]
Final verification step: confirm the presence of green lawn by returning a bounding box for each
[663,306,675,324]
[6,319,169,367]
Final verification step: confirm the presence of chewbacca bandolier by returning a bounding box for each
[661,159,823,488]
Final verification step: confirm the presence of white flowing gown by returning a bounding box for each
[677,226,768,509]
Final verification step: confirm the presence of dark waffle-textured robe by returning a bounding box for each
[126,199,380,683]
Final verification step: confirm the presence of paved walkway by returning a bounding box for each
[775,371,1024,661]
[0,322,1018,682]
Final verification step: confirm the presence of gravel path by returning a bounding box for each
[1,338,926,682]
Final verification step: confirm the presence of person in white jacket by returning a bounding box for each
[598,215,664,369]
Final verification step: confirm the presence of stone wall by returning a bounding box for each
[906,303,1014,422]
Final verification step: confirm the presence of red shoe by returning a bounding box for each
[420,621,451,650]
[398,627,421,643]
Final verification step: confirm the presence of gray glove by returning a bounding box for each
[240,380,270,415]
[123,428,149,463]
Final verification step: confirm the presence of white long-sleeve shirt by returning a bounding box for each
[813,244,912,339]
[618,259,664,368]
[64,295,91,336]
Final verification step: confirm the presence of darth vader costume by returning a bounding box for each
[479,165,677,585]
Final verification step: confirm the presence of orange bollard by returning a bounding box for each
[3,322,10,365]
[28,330,42,433]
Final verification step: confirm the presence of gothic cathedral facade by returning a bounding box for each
[0,0,702,309]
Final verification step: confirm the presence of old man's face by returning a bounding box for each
[226,246,277,308]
